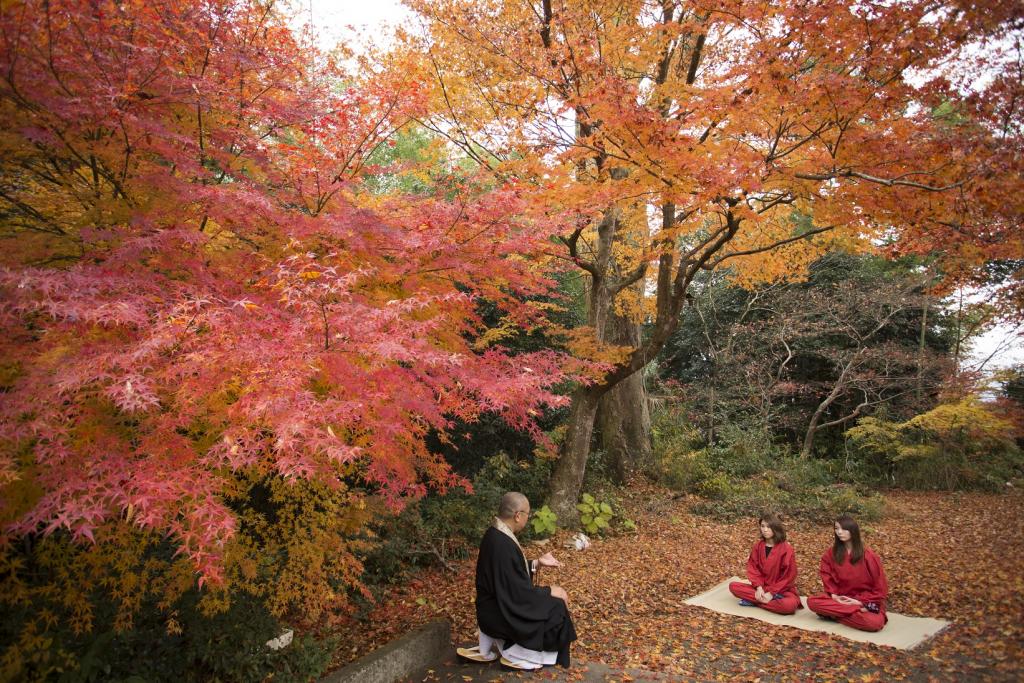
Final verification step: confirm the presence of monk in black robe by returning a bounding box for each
[457,492,577,670]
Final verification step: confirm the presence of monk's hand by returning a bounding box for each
[537,552,561,568]
[757,588,772,603]
[549,585,568,603]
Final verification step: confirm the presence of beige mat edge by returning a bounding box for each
[684,577,950,650]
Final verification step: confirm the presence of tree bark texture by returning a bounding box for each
[596,307,651,482]
[547,386,603,521]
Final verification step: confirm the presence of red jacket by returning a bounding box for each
[819,547,888,612]
[746,540,799,596]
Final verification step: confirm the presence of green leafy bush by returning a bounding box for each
[651,415,883,522]
[1,577,334,683]
[704,423,778,478]
[845,399,1023,490]
[689,474,883,522]
[655,446,715,493]
[651,412,714,491]
[577,493,615,534]
[530,505,558,537]
[652,414,784,494]
[696,472,733,500]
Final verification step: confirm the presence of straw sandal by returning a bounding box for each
[499,656,541,671]
[455,645,498,663]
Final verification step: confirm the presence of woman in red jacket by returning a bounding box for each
[807,515,888,631]
[728,513,801,615]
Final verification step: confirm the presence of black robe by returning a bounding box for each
[475,526,577,667]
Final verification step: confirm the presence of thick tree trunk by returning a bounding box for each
[596,310,651,482]
[596,371,651,482]
[548,387,603,521]
[548,204,704,517]
[548,204,737,519]
[548,207,618,521]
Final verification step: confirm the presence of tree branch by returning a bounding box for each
[795,169,967,192]
[707,224,836,267]
[612,261,648,295]
[558,224,599,276]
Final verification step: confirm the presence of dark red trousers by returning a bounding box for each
[806,593,886,631]
[728,581,801,615]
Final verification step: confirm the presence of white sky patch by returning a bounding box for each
[966,324,1024,373]
[957,287,1024,373]
[288,0,414,52]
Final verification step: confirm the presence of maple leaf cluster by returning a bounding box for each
[0,0,582,586]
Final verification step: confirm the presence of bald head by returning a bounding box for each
[498,492,529,520]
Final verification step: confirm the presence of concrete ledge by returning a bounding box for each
[321,619,451,683]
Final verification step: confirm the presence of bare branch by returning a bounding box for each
[707,224,836,267]
[795,169,967,192]
[558,225,599,276]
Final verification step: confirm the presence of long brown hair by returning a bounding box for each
[759,513,787,544]
[832,515,865,564]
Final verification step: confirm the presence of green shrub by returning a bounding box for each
[696,472,733,500]
[652,412,789,495]
[655,446,715,493]
[811,484,885,522]
[689,474,883,523]
[471,452,553,518]
[704,423,778,478]
[845,400,1023,491]
[2,583,333,683]
[650,409,890,522]
[680,451,883,523]
[651,411,714,492]
[577,493,615,535]
[773,455,842,491]
[530,505,558,537]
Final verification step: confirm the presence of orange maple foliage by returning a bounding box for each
[400,0,1024,516]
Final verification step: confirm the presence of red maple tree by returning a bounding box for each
[0,0,579,586]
